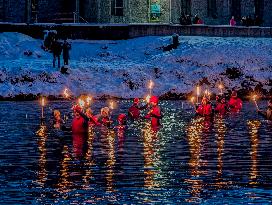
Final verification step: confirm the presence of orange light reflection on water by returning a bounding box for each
[82,128,95,189]
[185,117,205,203]
[142,123,160,189]
[214,116,227,188]
[105,130,116,193]
[247,120,261,186]
[36,125,48,187]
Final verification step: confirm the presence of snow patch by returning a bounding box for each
[0,32,271,98]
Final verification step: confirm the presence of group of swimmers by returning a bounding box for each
[50,90,271,136]
[51,95,162,134]
[194,90,272,121]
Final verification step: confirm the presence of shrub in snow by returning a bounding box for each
[225,67,243,79]
[24,50,33,56]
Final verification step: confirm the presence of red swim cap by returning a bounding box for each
[150,96,159,104]
[134,98,140,104]
[118,113,127,122]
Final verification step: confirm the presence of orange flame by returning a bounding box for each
[196,86,200,96]
[86,96,92,105]
[191,96,195,103]
[41,97,46,107]
[63,88,70,98]
[252,94,258,101]
[109,101,114,110]
[148,80,154,90]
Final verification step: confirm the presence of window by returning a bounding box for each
[207,0,217,18]
[180,0,191,15]
[111,0,123,16]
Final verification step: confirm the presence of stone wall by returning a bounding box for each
[129,24,272,38]
[126,0,149,23]
[3,0,27,22]
[82,0,98,23]
[191,0,208,23]
[263,0,272,26]
[0,23,271,40]
[38,0,73,22]
[241,0,255,17]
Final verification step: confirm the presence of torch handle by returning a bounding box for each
[191,102,197,111]
[254,100,259,110]
[41,106,44,119]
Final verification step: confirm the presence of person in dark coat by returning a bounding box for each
[246,15,254,27]
[241,16,247,26]
[51,39,62,68]
[186,15,192,25]
[254,15,263,26]
[193,14,200,24]
[62,40,71,66]
[179,13,187,25]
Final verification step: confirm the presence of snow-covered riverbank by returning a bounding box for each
[0,32,271,99]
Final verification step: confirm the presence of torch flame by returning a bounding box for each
[219,84,224,90]
[252,94,258,101]
[63,88,70,98]
[148,80,154,90]
[86,96,92,105]
[191,96,195,103]
[109,101,114,110]
[196,86,200,96]
[252,94,259,110]
[41,97,45,107]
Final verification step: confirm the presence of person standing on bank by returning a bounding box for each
[230,16,236,26]
[62,39,71,66]
[51,38,62,68]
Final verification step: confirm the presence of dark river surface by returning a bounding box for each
[0,100,272,204]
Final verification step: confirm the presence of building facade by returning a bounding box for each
[0,0,271,26]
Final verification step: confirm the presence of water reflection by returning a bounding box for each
[214,116,226,187]
[57,145,72,192]
[36,124,48,187]
[185,117,205,203]
[142,122,159,189]
[72,133,87,160]
[247,120,261,186]
[82,128,95,189]
[105,130,116,193]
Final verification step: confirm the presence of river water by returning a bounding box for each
[0,100,272,204]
